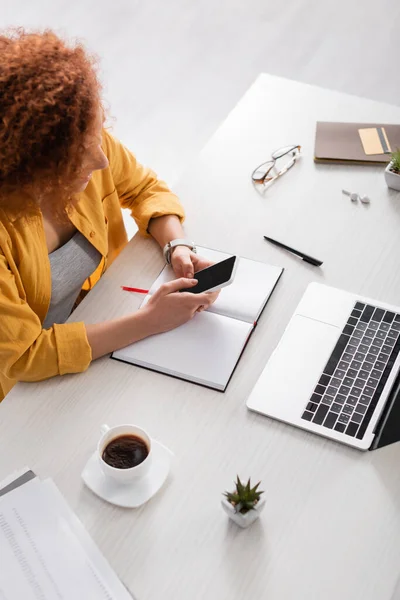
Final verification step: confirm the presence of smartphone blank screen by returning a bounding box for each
[182,256,236,294]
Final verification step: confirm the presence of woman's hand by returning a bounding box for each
[170,246,214,278]
[141,278,219,335]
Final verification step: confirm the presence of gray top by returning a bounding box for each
[43,231,101,329]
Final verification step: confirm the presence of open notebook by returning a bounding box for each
[112,247,283,391]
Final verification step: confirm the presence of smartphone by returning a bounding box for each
[180,256,238,294]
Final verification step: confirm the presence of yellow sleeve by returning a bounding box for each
[0,253,92,383]
[102,129,185,237]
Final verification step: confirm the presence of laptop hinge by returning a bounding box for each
[370,371,400,451]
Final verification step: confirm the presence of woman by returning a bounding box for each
[0,29,217,401]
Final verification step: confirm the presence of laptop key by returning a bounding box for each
[324,412,338,429]
[313,404,329,425]
[346,345,357,355]
[319,374,331,386]
[350,360,362,370]
[338,361,350,370]
[322,396,333,406]
[371,369,382,380]
[351,387,362,398]
[330,377,342,388]
[354,352,365,361]
[361,336,372,346]
[355,403,367,414]
[343,377,354,387]
[363,386,374,396]
[334,422,346,433]
[302,411,313,421]
[346,396,358,407]
[383,311,395,323]
[335,394,346,404]
[358,370,369,379]
[368,321,379,330]
[372,308,385,321]
[310,393,322,404]
[388,329,399,339]
[326,386,338,397]
[334,368,346,379]
[306,402,318,412]
[355,302,365,311]
[391,321,400,331]
[377,352,389,363]
[360,305,374,323]
[365,353,376,363]
[361,362,373,372]
[374,361,385,370]
[347,368,358,378]
[315,384,326,395]
[345,421,359,437]
[358,344,369,354]
[338,385,350,396]
[369,345,379,355]
[371,338,384,348]
[338,413,350,424]
[354,378,365,389]
[342,405,353,415]
[359,395,371,405]
[331,403,342,413]
[376,330,386,339]
[352,412,363,423]
[382,345,392,354]
[366,377,378,388]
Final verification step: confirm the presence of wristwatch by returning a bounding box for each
[163,238,197,265]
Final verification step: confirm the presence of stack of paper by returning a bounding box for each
[0,470,134,599]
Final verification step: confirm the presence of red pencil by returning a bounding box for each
[121,286,149,294]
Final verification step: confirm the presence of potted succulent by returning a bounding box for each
[221,476,265,528]
[385,149,400,191]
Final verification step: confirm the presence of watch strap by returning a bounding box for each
[163,239,197,264]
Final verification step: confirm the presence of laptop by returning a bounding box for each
[247,282,400,450]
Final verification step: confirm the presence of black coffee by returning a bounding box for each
[102,434,149,469]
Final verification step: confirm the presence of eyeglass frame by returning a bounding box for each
[251,145,301,185]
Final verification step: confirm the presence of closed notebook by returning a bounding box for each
[314,122,400,165]
[112,247,283,391]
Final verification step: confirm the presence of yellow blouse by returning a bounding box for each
[0,129,185,401]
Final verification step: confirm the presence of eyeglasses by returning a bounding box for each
[251,145,301,186]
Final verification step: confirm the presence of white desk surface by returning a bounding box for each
[1,74,400,600]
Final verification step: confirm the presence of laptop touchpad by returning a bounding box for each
[248,315,340,419]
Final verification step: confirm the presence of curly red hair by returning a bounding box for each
[0,28,103,214]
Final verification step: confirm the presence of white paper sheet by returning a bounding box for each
[0,477,133,600]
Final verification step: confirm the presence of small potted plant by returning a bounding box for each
[221,476,265,528]
[385,149,400,191]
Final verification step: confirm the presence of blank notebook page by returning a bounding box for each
[113,311,253,390]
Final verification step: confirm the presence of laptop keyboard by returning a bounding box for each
[301,302,400,439]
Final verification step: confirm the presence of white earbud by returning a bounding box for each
[342,189,359,202]
[359,194,370,204]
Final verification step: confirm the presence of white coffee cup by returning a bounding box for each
[98,424,152,484]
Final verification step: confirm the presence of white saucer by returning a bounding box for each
[82,440,173,508]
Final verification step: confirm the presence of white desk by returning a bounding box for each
[1,75,400,600]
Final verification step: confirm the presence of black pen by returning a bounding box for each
[263,235,323,267]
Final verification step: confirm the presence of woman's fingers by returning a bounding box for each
[150,278,198,300]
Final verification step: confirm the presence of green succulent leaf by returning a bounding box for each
[224,476,265,514]
[390,148,400,174]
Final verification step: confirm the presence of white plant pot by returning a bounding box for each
[221,496,266,528]
[385,162,400,191]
